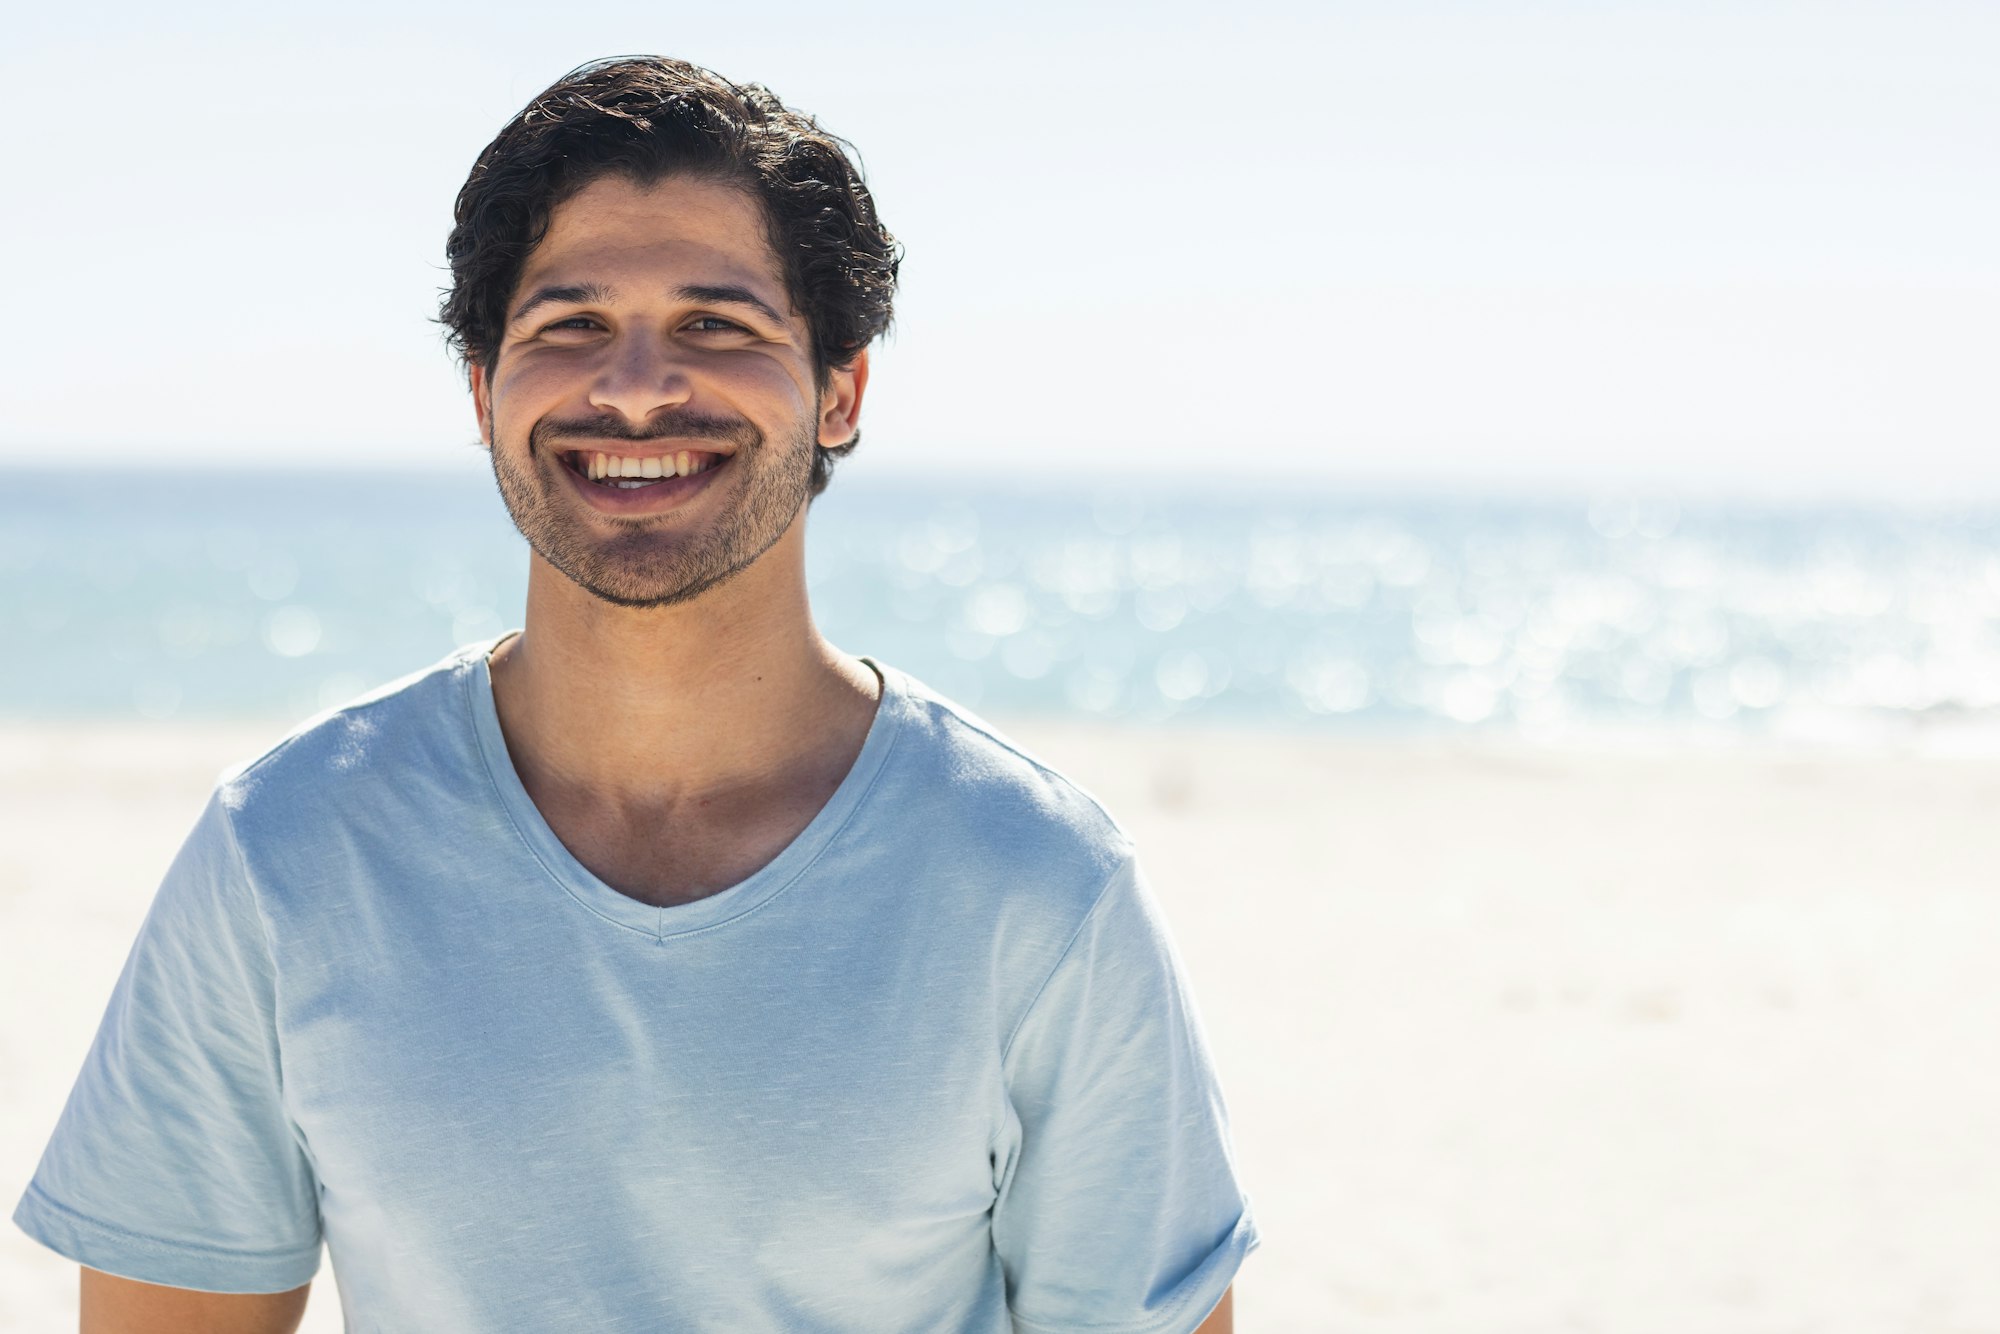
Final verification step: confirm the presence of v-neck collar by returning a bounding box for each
[460,633,907,941]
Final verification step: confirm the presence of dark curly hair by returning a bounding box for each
[440,56,901,497]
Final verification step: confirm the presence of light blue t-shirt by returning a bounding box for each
[16,639,1256,1332]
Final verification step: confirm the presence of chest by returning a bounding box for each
[277,916,1006,1247]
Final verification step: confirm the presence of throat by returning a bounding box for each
[530,783,802,910]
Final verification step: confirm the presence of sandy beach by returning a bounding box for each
[4,719,1998,1332]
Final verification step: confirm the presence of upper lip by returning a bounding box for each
[554,443,733,460]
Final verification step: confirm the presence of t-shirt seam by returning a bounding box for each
[997,852,1134,1068]
[212,797,281,1002]
[21,1181,318,1264]
[651,709,907,942]
[1008,1307,1204,1334]
[989,854,1127,1167]
[209,793,320,1180]
[1008,1212,1257,1333]
[464,655,910,943]
[461,665,661,939]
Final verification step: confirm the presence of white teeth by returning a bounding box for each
[576,450,719,486]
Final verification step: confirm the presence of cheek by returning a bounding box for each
[483,362,583,448]
[712,355,817,415]
[489,356,575,411]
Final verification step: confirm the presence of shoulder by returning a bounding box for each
[869,662,1135,914]
[214,641,490,853]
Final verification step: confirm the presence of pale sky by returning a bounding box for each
[3,0,1995,501]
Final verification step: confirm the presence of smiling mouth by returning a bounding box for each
[558,448,727,489]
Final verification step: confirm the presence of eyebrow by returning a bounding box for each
[509,282,614,326]
[507,281,791,329]
[674,284,790,329]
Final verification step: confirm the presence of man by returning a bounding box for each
[16,57,1255,1332]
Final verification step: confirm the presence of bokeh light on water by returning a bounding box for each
[6,466,2000,740]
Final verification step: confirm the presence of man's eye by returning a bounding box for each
[544,317,601,332]
[686,316,744,333]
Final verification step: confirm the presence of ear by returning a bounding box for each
[816,348,869,449]
[469,363,494,449]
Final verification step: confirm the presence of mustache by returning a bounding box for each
[531,411,755,448]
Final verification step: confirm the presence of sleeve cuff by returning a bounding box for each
[1011,1208,1260,1334]
[12,1182,321,1295]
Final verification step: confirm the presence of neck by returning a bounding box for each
[486,520,878,811]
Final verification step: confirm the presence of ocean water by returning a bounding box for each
[6,465,2000,742]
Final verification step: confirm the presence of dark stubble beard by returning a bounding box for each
[487,407,817,610]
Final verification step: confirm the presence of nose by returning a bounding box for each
[587,332,694,423]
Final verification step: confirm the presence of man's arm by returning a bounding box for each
[993,857,1255,1328]
[81,1269,309,1334]
[1194,1283,1234,1333]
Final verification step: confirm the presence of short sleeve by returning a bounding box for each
[12,787,323,1292]
[993,856,1258,1334]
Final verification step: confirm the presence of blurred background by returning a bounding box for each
[4,2,1998,1330]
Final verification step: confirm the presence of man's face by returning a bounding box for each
[471,173,863,609]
